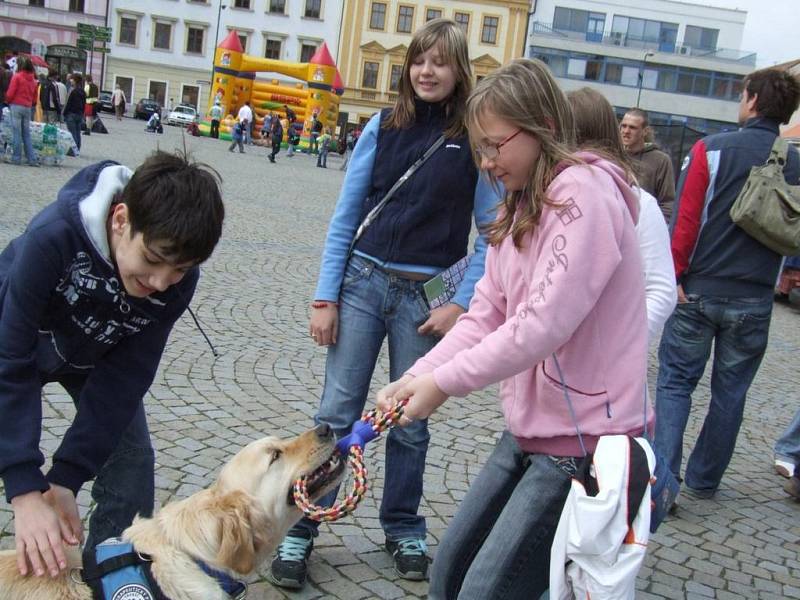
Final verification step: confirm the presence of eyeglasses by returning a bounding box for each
[475,129,522,161]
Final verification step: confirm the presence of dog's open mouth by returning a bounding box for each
[287,452,346,505]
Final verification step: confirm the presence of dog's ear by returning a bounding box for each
[215,490,273,574]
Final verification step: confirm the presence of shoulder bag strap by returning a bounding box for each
[347,134,446,257]
[768,136,789,167]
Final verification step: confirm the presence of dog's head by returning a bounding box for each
[201,424,344,574]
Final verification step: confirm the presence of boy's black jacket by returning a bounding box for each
[0,161,198,501]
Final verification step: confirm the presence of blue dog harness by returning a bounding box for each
[82,538,247,600]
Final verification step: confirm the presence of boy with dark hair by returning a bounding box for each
[0,151,225,578]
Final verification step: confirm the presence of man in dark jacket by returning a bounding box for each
[39,70,61,124]
[655,68,800,501]
[0,152,224,577]
[621,108,676,222]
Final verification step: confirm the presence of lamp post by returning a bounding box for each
[636,51,655,108]
[214,0,227,49]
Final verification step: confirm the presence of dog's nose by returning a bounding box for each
[314,423,333,440]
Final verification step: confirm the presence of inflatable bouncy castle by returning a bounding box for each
[204,31,343,149]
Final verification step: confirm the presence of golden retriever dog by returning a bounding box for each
[0,423,344,600]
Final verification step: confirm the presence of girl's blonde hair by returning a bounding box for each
[467,59,577,248]
[384,18,472,138]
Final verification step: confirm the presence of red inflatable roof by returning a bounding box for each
[309,42,335,67]
[333,70,344,94]
[217,30,243,53]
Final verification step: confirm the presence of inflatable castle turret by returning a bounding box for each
[205,31,343,146]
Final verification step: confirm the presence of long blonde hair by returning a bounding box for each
[467,59,576,248]
[384,18,472,138]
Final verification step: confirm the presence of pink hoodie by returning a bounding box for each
[408,153,651,457]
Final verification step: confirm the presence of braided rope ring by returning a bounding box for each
[294,398,409,522]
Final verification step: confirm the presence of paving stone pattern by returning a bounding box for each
[1,118,799,599]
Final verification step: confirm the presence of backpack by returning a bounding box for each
[729,137,800,255]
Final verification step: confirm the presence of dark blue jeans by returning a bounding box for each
[655,294,772,493]
[53,374,155,554]
[289,255,437,542]
[65,112,82,150]
[429,431,573,600]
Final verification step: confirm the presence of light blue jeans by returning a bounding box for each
[289,254,437,541]
[655,293,772,493]
[10,104,36,164]
[54,374,155,558]
[775,409,800,468]
[429,431,573,600]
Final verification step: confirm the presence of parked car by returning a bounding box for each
[98,90,114,113]
[134,98,162,120]
[166,104,198,127]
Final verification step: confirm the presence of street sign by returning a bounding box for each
[91,47,111,54]
[76,39,93,51]
[94,27,112,42]
[77,23,95,36]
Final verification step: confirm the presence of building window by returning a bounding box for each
[611,16,678,51]
[234,0,250,8]
[119,17,137,45]
[389,64,403,91]
[264,38,281,59]
[362,62,379,88]
[304,0,321,18]
[153,22,171,50]
[268,0,285,13]
[29,0,45,7]
[684,25,719,51]
[426,8,442,22]
[481,16,498,44]
[370,2,386,30]
[397,6,414,33]
[186,27,204,54]
[454,12,469,33]
[237,33,248,52]
[553,7,589,33]
[300,42,317,62]
[69,0,84,12]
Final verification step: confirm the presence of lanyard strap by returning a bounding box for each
[347,134,446,257]
[551,353,649,457]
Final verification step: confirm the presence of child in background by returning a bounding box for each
[228,119,244,153]
[377,58,650,599]
[316,128,332,168]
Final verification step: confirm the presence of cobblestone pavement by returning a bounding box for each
[1,117,799,599]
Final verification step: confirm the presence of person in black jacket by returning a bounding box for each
[62,72,86,153]
[0,151,224,578]
[268,116,283,163]
[39,70,61,124]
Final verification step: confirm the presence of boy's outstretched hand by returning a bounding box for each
[11,484,82,577]
[377,373,449,427]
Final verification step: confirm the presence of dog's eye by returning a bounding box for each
[268,449,282,465]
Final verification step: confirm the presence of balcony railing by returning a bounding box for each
[531,21,756,65]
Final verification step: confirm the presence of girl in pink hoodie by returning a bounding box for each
[377,58,650,598]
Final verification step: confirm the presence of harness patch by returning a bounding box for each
[112,584,154,600]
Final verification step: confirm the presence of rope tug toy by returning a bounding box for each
[293,398,409,522]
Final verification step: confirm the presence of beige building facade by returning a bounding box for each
[337,0,530,126]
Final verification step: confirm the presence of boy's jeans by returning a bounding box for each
[287,255,437,542]
[316,147,328,167]
[429,432,572,600]
[655,294,772,492]
[10,104,36,164]
[54,374,155,555]
[775,409,800,464]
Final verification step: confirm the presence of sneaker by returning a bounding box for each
[775,457,795,478]
[385,538,430,581]
[784,476,800,500]
[267,532,313,589]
